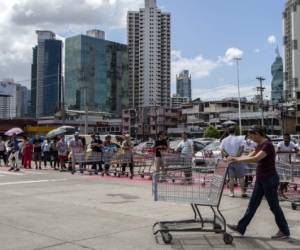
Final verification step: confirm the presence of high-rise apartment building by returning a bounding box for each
[65,30,128,117]
[271,49,283,105]
[127,0,171,108]
[176,70,192,101]
[31,30,62,118]
[283,0,300,131]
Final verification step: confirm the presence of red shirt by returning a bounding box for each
[255,140,276,179]
[24,143,33,156]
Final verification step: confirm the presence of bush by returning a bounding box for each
[203,126,220,139]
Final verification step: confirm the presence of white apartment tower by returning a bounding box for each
[127,0,171,108]
[283,0,300,131]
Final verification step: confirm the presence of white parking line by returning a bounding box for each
[0,179,68,186]
[0,170,24,176]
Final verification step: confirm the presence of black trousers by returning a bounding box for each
[237,174,290,236]
[0,151,7,165]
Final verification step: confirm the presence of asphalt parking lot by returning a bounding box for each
[0,168,300,250]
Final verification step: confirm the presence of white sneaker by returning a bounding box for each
[229,192,235,197]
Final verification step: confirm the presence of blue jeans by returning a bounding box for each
[237,174,290,236]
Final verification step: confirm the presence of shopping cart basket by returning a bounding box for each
[276,161,300,210]
[72,152,102,174]
[152,160,232,244]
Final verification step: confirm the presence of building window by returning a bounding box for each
[293,40,298,50]
[297,92,300,99]
[295,78,299,88]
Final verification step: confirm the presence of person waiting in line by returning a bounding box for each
[90,134,103,174]
[33,135,42,170]
[70,132,84,172]
[121,134,134,178]
[7,133,20,171]
[102,135,118,176]
[22,136,33,169]
[0,136,7,167]
[154,131,169,172]
[242,134,257,188]
[42,139,52,168]
[57,135,68,171]
[227,126,290,239]
[277,133,299,194]
[220,127,247,198]
[175,132,194,181]
[50,138,59,170]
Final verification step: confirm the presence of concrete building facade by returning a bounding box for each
[283,0,300,131]
[127,0,171,108]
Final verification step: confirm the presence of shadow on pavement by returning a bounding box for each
[155,234,300,250]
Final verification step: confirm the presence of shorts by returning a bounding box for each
[33,152,42,161]
[228,161,245,178]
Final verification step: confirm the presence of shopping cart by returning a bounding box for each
[152,160,232,245]
[276,161,300,210]
[132,152,155,178]
[110,152,133,177]
[72,152,102,174]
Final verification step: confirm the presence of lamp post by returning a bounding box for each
[234,57,242,135]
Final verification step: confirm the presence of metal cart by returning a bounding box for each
[152,160,233,244]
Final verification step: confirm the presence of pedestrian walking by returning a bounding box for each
[33,135,42,169]
[42,139,52,167]
[277,133,299,194]
[0,136,7,166]
[22,136,33,169]
[227,125,290,239]
[57,135,68,171]
[220,127,247,198]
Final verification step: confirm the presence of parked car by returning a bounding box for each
[194,140,221,166]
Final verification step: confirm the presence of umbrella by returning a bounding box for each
[5,127,23,136]
[46,126,76,139]
[222,120,236,127]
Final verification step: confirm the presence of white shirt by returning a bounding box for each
[242,139,257,154]
[176,139,194,155]
[277,141,298,163]
[220,134,244,156]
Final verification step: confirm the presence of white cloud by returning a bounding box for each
[222,48,244,65]
[254,48,260,53]
[267,35,277,45]
[171,50,219,84]
[0,0,143,87]
[172,47,244,84]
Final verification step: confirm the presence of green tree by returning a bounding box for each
[203,126,220,138]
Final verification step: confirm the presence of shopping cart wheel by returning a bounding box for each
[161,232,172,244]
[223,233,233,244]
[291,202,298,210]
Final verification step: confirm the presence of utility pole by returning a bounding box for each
[256,76,266,127]
[234,57,242,135]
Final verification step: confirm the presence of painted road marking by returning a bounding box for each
[0,179,68,186]
[0,170,24,176]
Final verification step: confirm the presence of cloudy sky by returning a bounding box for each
[0,0,284,100]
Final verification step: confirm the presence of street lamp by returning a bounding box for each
[234,57,242,135]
